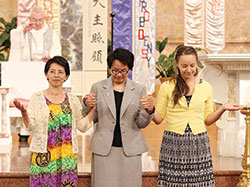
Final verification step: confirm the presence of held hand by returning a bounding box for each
[141,94,154,113]
[84,93,96,107]
[13,98,27,113]
[223,104,242,111]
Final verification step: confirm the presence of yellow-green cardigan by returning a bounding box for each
[156,79,213,135]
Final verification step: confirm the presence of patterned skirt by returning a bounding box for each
[158,125,215,187]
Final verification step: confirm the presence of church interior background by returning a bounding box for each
[0,0,250,186]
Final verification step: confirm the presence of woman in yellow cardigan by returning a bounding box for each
[153,46,241,186]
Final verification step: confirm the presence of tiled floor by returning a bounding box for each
[0,121,243,173]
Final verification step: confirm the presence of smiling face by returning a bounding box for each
[45,63,68,88]
[176,54,197,80]
[109,59,130,85]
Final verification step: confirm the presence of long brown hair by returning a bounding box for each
[172,46,198,106]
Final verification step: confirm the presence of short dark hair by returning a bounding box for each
[107,48,134,70]
[44,56,70,76]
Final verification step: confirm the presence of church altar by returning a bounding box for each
[199,54,250,158]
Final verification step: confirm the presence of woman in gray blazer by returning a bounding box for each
[82,48,155,187]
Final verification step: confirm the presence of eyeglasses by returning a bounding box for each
[111,69,128,75]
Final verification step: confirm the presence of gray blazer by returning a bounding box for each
[82,77,154,156]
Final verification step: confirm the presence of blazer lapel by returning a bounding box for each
[101,77,116,119]
[120,79,135,118]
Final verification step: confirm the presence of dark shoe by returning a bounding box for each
[18,134,29,142]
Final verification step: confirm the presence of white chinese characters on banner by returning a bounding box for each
[206,0,225,53]
[134,0,156,94]
[83,0,107,71]
[184,0,204,48]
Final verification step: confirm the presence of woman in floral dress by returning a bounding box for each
[14,56,95,186]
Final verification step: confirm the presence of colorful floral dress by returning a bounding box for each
[30,95,78,187]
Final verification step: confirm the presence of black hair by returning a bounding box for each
[107,48,134,70]
[44,56,70,76]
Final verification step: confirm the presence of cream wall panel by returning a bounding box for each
[70,71,83,95]
[84,71,107,95]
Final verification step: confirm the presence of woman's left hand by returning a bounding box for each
[141,94,154,114]
[223,104,242,111]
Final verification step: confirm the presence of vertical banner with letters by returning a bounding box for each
[134,0,156,94]
[17,0,38,25]
[206,0,225,53]
[83,0,107,71]
[39,0,61,37]
[184,0,204,48]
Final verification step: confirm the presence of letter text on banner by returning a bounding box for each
[134,0,156,94]
[206,0,225,53]
[83,0,107,71]
[17,0,38,25]
[39,0,61,37]
[184,0,204,48]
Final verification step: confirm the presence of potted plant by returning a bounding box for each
[0,16,17,85]
[0,17,17,61]
[156,37,205,83]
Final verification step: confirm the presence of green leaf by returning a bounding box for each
[197,61,204,68]
[0,16,17,61]
[155,74,161,79]
[159,37,168,53]
[0,53,6,61]
[167,66,177,77]
[11,17,17,27]
[156,41,161,52]
[0,18,6,26]
[162,60,171,69]
[175,44,184,52]
[194,47,202,51]
[0,32,9,46]
[195,47,208,54]
[5,24,12,32]
[157,54,167,65]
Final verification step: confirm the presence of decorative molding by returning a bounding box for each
[199,54,250,62]
[199,64,228,104]
[199,54,250,71]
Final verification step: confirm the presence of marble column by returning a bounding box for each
[0,87,12,173]
[0,87,12,146]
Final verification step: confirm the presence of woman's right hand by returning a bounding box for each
[13,98,27,113]
[84,93,96,107]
